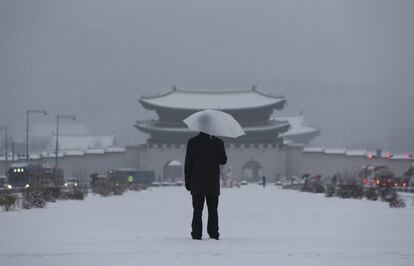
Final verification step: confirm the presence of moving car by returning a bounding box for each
[392,176,409,188]
[302,175,325,193]
[358,165,394,188]
[64,177,80,189]
[61,177,84,200]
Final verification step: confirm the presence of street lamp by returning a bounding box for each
[0,125,7,176]
[55,115,76,170]
[26,109,48,161]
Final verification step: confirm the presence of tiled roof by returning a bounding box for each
[140,88,285,110]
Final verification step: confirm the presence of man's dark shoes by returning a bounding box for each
[209,235,219,240]
[191,233,202,240]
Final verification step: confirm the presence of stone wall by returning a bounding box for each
[286,147,412,179]
[0,146,141,183]
[138,144,287,181]
[1,145,412,183]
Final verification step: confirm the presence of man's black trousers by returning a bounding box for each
[191,195,219,239]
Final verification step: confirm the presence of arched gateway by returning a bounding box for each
[135,87,318,181]
[163,160,183,181]
[242,160,263,181]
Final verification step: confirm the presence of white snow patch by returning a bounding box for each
[0,186,413,266]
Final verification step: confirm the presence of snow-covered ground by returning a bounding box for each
[1,186,413,266]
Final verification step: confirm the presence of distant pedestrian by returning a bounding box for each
[262,175,266,188]
[185,132,227,240]
[128,175,134,184]
[332,174,338,186]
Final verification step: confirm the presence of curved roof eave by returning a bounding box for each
[282,127,321,137]
[138,88,286,111]
[140,87,283,99]
[135,121,290,134]
[139,98,286,111]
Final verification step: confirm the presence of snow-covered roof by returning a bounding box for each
[273,113,320,145]
[324,148,346,155]
[273,113,319,136]
[112,168,139,172]
[303,147,325,153]
[136,120,289,133]
[285,142,305,148]
[52,135,115,150]
[64,150,85,156]
[0,146,129,161]
[345,150,367,156]
[106,146,126,153]
[140,88,285,110]
[40,152,64,158]
[9,162,30,168]
[86,149,106,155]
[0,155,12,161]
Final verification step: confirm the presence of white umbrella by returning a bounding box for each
[183,109,245,138]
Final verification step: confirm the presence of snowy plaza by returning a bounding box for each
[1,185,413,266]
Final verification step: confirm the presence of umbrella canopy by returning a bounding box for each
[183,110,245,138]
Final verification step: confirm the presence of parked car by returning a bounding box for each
[240,180,248,186]
[302,175,325,193]
[336,184,363,199]
[0,176,12,190]
[174,180,184,186]
[8,163,64,189]
[324,183,336,197]
[90,174,112,196]
[107,169,155,190]
[364,187,379,200]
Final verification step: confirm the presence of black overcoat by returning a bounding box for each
[184,132,227,195]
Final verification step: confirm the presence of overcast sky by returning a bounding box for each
[0,0,413,151]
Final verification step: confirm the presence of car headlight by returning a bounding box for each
[25,184,30,189]
[6,184,12,189]
[64,182,68,186]
[74,182,78,186]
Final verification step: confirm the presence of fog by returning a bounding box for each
[0,0,413,151]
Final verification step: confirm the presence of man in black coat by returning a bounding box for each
[185,132,227,240]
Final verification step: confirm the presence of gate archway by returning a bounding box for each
[163,160,183,182]
[242,160,263,181]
